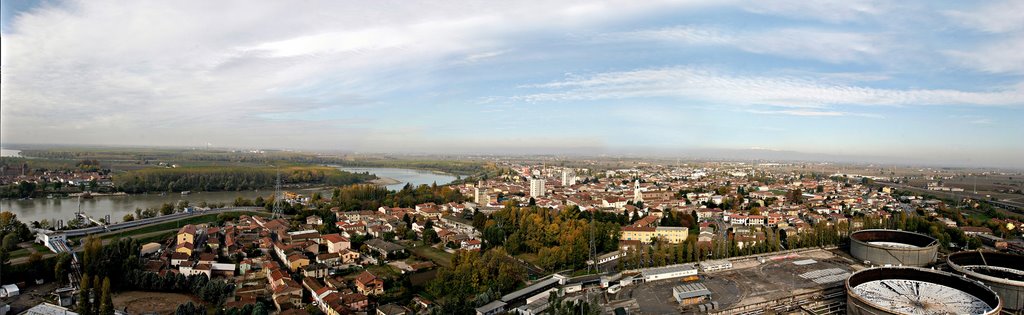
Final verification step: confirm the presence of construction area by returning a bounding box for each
[609,248,860,315]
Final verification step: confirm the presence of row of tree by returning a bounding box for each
[327,183,465,211]
[113,166,375,193]
[122,269,235,305]
[76,274,114,315]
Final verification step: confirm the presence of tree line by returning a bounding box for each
[113,166,375,193]
[326,183,465,211]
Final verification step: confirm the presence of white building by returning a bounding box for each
[561,170,577,187]
[1,284,19,297]
[699,260,733,273]
[640,264,697,282]
[530,178,546,198]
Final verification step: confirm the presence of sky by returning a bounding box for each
[1,0,1022,168]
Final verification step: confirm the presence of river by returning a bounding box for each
[336,167,456,191]
[1,166,455,224]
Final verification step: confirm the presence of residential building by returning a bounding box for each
[530,178,545,197]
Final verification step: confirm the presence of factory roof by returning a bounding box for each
[641,264,696,278]
[673,282,713,299]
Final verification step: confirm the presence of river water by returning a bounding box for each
[1,166,455,224]
[337,167,456,191]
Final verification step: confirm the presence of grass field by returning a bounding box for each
[410,245,453,268]
[344,265,401,282]
[8,247,32,258]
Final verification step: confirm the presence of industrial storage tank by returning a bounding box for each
[846,266,1003,315]
[849,229,938,266]
[947,251,1024,312]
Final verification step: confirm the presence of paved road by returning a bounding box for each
[50,206,266,237]
[11,207,267,265]
[876,181,1023,213]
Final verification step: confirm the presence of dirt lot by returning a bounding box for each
[113,291,201,315]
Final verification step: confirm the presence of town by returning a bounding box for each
[2,1,1022,314]
[2,159,1022,315]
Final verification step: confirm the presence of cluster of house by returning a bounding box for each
[454,164,964,251]
[0,162,111,187]
[139,198,491,314]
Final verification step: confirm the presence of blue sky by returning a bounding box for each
[0,1,1021,167]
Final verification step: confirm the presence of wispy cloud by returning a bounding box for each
[605,26,885,63]
[944,36,1024,74]
[741,0,889,23]
[944,0,1024,34]
[744,109,882,118]
[517,67,1024,108]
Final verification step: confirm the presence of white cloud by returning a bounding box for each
[742,0,888,23]
[945,1,1024,33]
[518,67,1024,107]
[0,0,711,148]
[945,36,1024,74]
[607,26,885,63]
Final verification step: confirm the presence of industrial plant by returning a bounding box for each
[849,229,939,267]
[846,266,1002,315]
[947,251,1024,312]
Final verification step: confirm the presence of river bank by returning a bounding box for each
[369,176,402,186]
[2,167,456,223]
[336,166,456,191]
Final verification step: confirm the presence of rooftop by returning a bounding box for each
[673,282,713,299]
[641,264,696,278]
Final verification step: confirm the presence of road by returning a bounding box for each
[11,207,268,265]
[49,206,266,237]
[876,181,1023,213]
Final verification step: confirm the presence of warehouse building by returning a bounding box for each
[641,264,697,282]
[673,282,713,305]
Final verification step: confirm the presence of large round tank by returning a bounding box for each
[849,229,938,266]
[947,251,1024,312]
[846,266,1003,315]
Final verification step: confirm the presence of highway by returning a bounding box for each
[48,206,267,237]
[875,181,1023,214]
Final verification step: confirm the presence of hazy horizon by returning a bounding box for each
[4,142,1022,171]
[2,1,1022,168]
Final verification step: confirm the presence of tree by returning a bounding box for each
[99,277,113,315]
[253,303,268,315]
[92,275,101,315]
[160,203,175,215]
[423,229,439,245]
[77,274,92,315]
[787,189,803,204]
[54,252,72,285]
[122,214,135,222]
[2,233,17,251]
[175,302,206,315]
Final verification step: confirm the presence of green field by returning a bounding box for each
[410,245,454,268]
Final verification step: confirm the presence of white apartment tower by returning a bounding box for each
[561,169,577,187]
[530,178,546,197]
